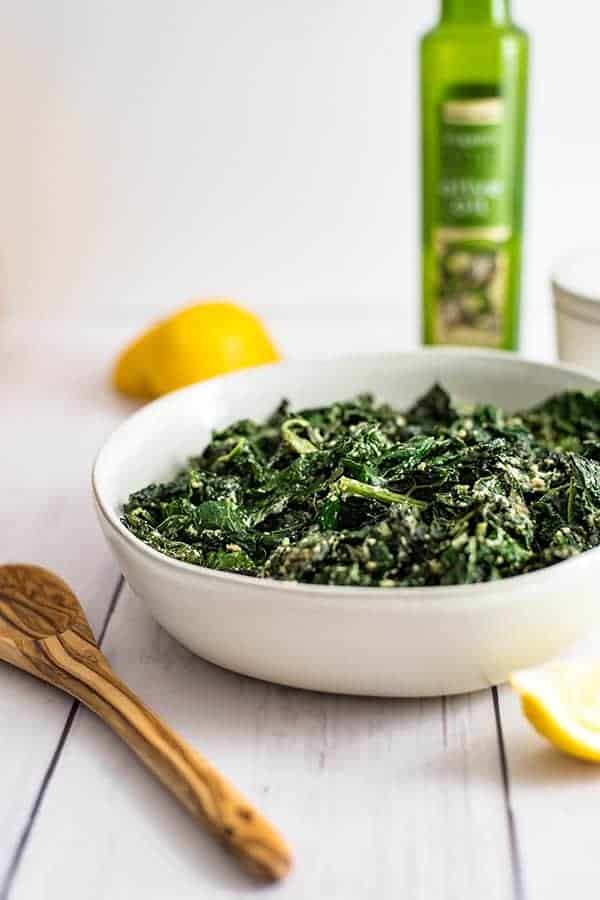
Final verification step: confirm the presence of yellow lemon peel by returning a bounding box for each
[113,301,280,401]
[510,661,600,762]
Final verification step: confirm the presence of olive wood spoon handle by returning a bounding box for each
[0,564,291,881]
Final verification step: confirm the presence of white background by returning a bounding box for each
[0,0,597,357]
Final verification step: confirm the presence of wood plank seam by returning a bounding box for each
[492,687,526,900]
[0,576,124,900]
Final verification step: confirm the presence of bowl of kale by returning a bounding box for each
[94,350,600,696]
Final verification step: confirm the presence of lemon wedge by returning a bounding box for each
[113,300,280,401]
[510,661,600,762]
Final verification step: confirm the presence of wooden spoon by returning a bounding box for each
[0,564,291,881]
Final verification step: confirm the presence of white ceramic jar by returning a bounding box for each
[553,250,600,374]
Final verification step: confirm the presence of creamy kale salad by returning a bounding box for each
[122,385,600,587]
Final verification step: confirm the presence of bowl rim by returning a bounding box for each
[92,346,600,601]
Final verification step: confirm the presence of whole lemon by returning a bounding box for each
[113,301,280,400]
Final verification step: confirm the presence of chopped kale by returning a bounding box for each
[121,384,600,587]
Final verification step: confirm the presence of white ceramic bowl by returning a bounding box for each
[553,249,600,374]
[93,349,600,697]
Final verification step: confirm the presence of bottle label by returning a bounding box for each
[433,97,511,346]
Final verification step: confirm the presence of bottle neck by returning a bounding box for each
[441,0,510,24]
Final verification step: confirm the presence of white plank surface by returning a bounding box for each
[5,312,600,900]
[0,321,126,880]
[11,584,513,900]
[498,632,600,900]
[0,315,527,899]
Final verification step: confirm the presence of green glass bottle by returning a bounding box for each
[421,0,528,349]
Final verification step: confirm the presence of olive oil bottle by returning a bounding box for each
[421,0,528,349]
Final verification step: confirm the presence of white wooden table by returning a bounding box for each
[2,313,599,900]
